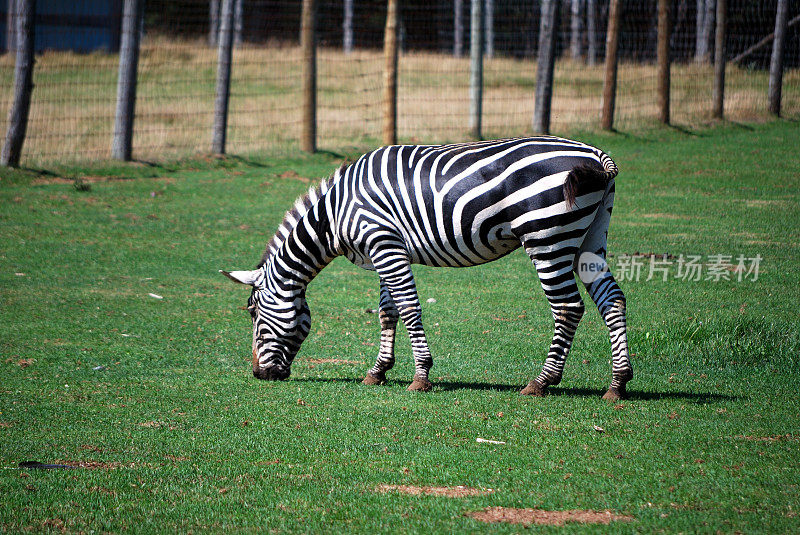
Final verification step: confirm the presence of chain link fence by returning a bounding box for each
[1,0,798,166]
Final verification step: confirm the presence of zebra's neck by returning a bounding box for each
[261,176,341,295]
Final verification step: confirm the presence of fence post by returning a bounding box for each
[533,0,557,134]
[383,0,398,146]
[601,0,620,131]
[1,0,33,167]
[657,0,670,125]
[211,0,235,155]
[768,0,788,116]
[301,0,316,152]
[469,0,483,139]
[712,0,726,119]
[111,0,144,161]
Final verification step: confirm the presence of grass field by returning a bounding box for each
[1,38,799,165]
[1,121,800,532]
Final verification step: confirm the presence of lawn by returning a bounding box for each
[1,121,799,532]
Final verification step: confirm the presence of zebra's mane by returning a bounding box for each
[257,166,343,268]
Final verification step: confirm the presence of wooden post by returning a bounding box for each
[111,0,144,161]
[657,0,670,125]
[6,0,17,54]
[469,0,483,139]
[383,0,398,146]
[343,0,354,54]
[301,0,316,152]
[211,0,235,154]
[533,0,558,134]
[712,0,726,118]
[587,0,597,66]
[601,0,620,131]
[1,0,33,167]
[768,0,788,116]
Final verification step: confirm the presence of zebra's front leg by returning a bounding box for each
[363,279,399,386]
[376,263,433,392]
[521,258,585,396]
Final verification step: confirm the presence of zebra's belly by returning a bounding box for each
[406,228,522,268]
[416,239,522,267]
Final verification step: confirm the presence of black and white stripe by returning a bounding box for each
[223,136,632,399]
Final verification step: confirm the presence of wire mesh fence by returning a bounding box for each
[1,0,798,166]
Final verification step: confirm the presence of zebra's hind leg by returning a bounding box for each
[520,256,585,396]
[583,266,633,401]
[576,178,632,399]
[363,279,399,386]
[374,261,433,392]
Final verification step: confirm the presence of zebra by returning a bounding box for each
[222,137,633,400]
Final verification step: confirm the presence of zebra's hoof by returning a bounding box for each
[407,375,432,392]
[519,381,547,396]
[602,387,628,401]
[362,372,386,386]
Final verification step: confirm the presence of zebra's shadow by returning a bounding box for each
[436,382,734,402]
[292,377,733,402]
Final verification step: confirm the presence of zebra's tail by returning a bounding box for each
[563,152,618,209]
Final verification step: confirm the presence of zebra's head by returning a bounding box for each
[221,268,311,381]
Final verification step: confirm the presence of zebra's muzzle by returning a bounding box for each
[252,365,290,381]
[251,348,291,380]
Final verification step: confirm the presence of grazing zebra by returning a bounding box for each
[222,137,632,400]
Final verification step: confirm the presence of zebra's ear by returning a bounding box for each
[220,269,260,286]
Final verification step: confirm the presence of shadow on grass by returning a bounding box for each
[293,377,733,402]
[547,386,734,403]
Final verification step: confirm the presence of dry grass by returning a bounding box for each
[0,35,797,165]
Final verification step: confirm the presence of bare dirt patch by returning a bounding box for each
[467,507,634,526]
[276,170,311,183]
[7,358,35,368]
[377,484,491,497]
[305,358,362,365]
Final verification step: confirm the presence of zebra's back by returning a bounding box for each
[334,137,616,269]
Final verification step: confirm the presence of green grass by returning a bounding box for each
[1,121,799,533]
